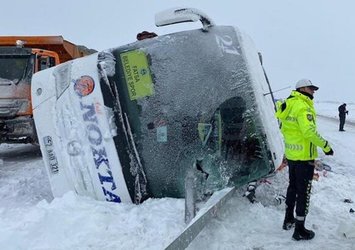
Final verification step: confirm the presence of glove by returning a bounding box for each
[324,148,334,155]
[323,141,333,155]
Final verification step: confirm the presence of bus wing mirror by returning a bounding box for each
[155,7,215,31]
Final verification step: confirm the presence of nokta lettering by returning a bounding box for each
[80,102,121,202]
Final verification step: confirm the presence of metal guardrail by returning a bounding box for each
[165,187,236,250]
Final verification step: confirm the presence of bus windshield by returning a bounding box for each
[101,26,274,201]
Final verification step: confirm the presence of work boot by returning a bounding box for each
[292,219,315,241]
[282,207,295,230]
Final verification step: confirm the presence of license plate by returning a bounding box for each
[43,136,59,174]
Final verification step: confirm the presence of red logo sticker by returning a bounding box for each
[74,75,95,97]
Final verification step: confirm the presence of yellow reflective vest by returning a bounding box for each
[275,90,332,161]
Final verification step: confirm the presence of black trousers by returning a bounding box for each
[285,160,315,217]
[339,114,346,130]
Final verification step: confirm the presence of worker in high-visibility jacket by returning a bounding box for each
[275,79,334,241]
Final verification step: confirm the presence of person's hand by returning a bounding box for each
[323,141,333,155]
[346,111,349,115]
[324,148,334,155]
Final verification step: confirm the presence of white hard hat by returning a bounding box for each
[295,79,319,90]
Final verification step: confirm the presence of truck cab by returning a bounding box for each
[0,36,94,144]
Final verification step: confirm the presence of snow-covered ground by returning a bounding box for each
[316,101,355,124]
[0,102,354,250]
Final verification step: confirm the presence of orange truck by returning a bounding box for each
[0,36,95,144]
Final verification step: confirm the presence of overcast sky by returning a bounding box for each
[2,0,354,103]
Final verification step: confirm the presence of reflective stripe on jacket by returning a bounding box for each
[275,90,331,161]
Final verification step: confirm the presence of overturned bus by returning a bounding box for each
[31,8,283,204]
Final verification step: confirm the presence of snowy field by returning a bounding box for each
[0,102,354,250]
[316,101,355,123]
